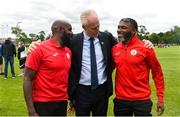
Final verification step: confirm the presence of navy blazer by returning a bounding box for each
[68,31,118,100]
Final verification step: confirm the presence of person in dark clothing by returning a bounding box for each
[2,37,16,79]
[0,42,4,75]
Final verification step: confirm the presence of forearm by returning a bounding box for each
[154,76,165,102]
[23,67,37,115]
[152,64,165,102]
[23,79,36,115]
[148,49,165,102]
[151,57,165,102]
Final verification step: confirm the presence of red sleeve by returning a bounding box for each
[25,46,43,71]
[146,48,165,103]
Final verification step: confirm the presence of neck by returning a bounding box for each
[84,31,98,38]
[51,35,62,47]
[123,33,135,45]
[123,40,130,45]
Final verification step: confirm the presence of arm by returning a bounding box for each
[13,44,16,57]
[23,67,39,116]
[108,32,118,48]
[18,46,25,52]
[23,45,42,116]
[146,49,165,116]
[17,46,24,59]
[67,100,75,115]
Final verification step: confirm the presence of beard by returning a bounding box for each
[119,32,132,43]
[59,31,72,47]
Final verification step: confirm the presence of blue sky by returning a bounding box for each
[0,0,179,38]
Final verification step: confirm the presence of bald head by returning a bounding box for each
[80,9,99,26]
[51,20,71,35]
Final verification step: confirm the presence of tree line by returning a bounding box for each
[11,25,180,45]
[138,25,180,45]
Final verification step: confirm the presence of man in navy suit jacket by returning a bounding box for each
[68,10,117,116]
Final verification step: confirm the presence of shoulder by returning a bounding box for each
[112,43,122,51]
[38,40,50,48]
[100,31,118,46]
[134,39,154,54]
[30,40,48,55]
[100,31,114,38]
[68,33,83,48]
[71,33,83,40]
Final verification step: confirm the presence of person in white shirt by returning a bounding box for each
[17,41,26,76]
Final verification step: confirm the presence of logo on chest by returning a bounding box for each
[130,49,137,56]
[66,53,70,59]
[53,53,58,56]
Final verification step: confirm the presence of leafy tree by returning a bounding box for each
[36,31,46,41]
[149,33,160,45]
[137,25,149,40]
[148,25,180,45]
[11,26,28,44]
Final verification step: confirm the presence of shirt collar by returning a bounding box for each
[83,31,90,40]
[83,31,98,40]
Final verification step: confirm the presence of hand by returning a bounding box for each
[27,40,41,54]
[143,39,154,48]
[157,102,165,116]
[67,100,75,115]
[28,110,39,116]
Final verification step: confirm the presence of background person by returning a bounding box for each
[0,41,4,75]
[2,38,16,79]
[17,41,26,76]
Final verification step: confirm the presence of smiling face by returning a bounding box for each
[117,21,134,39]
[117,18,137,42]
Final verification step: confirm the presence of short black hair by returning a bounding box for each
[120,18,138,31]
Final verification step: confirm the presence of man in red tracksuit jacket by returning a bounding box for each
[112,18,165,116]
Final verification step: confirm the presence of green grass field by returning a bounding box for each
[0,46,180,116]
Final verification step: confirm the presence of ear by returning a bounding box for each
[58,27,63,31]
[132,30,136,34]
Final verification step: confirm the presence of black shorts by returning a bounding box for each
[114,98,152,116]
[19,57,26,69]
[0,56,3,64]
[34,101,67,116]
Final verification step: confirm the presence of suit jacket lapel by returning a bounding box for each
[98,32,107,64]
